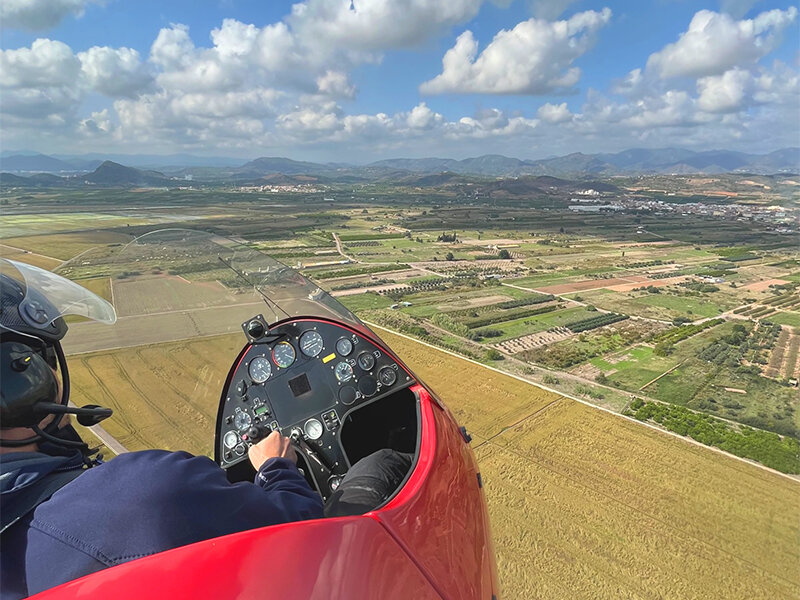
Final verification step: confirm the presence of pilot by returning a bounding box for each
[0,262,322,599]
[0,259,411,599]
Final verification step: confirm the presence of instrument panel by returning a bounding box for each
[216,318,415,498]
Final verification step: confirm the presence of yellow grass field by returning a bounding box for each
[67,327,800,599]
[68,334,244,455]
[3,230,132,261]
[0,244,63,270]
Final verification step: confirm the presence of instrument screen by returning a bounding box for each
[268,358,335,425]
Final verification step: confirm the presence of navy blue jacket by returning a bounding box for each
[0,450,323,599]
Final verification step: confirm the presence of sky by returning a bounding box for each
[1,0,798,162]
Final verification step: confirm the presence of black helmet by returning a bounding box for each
[0,259,116,447]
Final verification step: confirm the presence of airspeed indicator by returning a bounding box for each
[272,341,296,368]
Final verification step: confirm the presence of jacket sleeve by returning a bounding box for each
[27,450,324,569]
[253,457,324,522]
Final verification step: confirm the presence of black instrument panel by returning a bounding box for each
[215,318,415,498]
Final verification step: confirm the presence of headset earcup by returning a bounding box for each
[0,341,59,428]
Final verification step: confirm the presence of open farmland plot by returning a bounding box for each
[4,230,132,261]
[0,213,151,238]
[113,275,258,316]
[63,302,266,354]
[377,330,800,600]
[771,310,800,328]
[783,333,800,379]
[569,288,728,320]
[766,327,791,379]
[475,306,596,343]
[536,275,651,295]
[68,333,243,455]
[0,244,63,270]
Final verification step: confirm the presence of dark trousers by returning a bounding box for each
[324,449,413,517]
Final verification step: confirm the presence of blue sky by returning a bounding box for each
[1,0,798,161]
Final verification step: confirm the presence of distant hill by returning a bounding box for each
[234,157,331,177]
[0,172,66,187]
[0,172,32,185]
[1,147,797,182]
[0,154,77,173]
[83,161,171,186]
[369,148,800,177]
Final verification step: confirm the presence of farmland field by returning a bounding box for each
[4,230,133,260]
[0,243,63,269]
[770,310,800,328]
[68,333,244,455]
[113,275,258,316]
[376,330,800,600]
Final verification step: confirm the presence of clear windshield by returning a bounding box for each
[58,228,364,330]
[1,258,116,332]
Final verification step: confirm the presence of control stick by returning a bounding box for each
[290,428,335,474]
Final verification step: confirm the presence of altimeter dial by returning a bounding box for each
[248,356,272,383]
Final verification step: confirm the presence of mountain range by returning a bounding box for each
[1,148,798,186]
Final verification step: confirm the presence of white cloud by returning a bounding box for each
[621,91,698,128]
[696,68,753,113]
[406,103,443,129]
[79,47,154,98]
[316,71,356,98]
[610,68,645,96]
[79,109,113,135]
[150,24,197,71]
[647,8,798,79]
[0,39,81,88]
[0,39,83,122]
[277,102,344,136]
[753,60,800,104]
[2,3,798,159]
[420,9,612,95]
[537,102,573,123]
[288,0,484,53]
[1,0,100,31]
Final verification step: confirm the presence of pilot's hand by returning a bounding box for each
[249,431,297,470]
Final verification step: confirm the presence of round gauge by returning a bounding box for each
[357,351,375,371]
[272,341,296,368]
[299,330,324,357]
[334,361,354,383]
[223,430,239,449]
[378,367,397,387]
[234,411,252,431]
[304,418,324,440]
[248,356,272,383]
[335,337,353,356]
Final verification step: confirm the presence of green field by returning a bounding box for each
[770,311,800,328]
[567,288,730,320]
[338,292,395,312]
[379,330,800,600]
